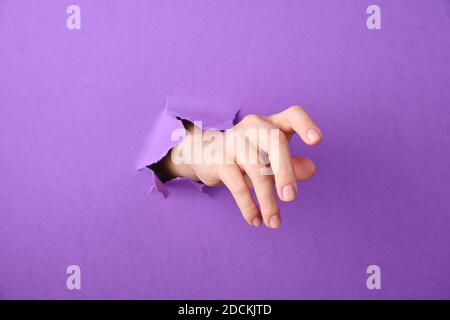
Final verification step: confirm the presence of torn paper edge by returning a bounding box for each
[137,97,240,198]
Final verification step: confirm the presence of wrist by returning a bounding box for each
[167,158,197,181]
[166,144,198,181]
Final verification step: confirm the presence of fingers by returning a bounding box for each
[217,156,314,229]
[243,163,281,229]
[237,156,315,228]
[236,140,281,228]
[259,126,298,202]
[237,114,298,202]
[267,105,323,146]
[214,107,321,229]
[217,165,262,227]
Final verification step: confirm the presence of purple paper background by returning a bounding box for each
[1,0,449,299]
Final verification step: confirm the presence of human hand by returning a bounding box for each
[163,106,323,229]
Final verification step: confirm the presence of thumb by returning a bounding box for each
[292,156,316,181]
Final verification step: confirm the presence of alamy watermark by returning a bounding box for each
[366,265,381,290]
[170,122,281,176]
[66,265,81,290]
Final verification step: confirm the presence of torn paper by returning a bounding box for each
[137,97,240,197]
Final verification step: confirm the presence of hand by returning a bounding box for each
[164,106,323,229]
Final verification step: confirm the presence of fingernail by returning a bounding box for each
[269,215,281,229]
[252,217,262,227]
[282,184,296,201]
[307,128,320,143]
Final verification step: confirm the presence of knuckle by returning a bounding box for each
[243,203,259,218]
[232,182,249,195]
[261,203,279,216]
[277,166,295,180]
[288,105,305,113]
[250,168,271,183]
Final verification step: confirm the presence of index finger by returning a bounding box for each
[267,105,323,146]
